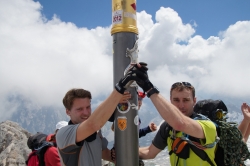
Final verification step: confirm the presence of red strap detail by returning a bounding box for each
[131,3,136,10]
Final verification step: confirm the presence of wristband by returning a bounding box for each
[147,87,160,98]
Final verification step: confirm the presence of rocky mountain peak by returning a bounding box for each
[0,120,31,166]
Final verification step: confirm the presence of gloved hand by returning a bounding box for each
[115,64,146,94]
[111,147,115,161]
[134,62,154,93]
[139,159,145,166]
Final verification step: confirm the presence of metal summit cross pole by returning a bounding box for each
[111,0,139,165]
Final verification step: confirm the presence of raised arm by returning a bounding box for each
[148,93,205,138]
[238,103,250,142]
[139,144,162,159]
[134,63,207,139]
[77,90,122,141]
[139,122,157,138]
[76,64,146,142]
[108,91,131,122]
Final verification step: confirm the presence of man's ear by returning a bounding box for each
[66,109,70,116]
[193,97,197,105]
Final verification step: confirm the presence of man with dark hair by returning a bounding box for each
[137,75,217,165]
[56,64,147,166]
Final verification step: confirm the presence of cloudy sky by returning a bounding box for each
[0,0,250,120]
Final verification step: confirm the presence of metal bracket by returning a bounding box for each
[124,40,139,75]
[126,40,138,65]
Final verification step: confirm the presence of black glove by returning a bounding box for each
[111,147,115,161]
[134,62,154,93]
[139,159,145,166]
[115,64,146,94]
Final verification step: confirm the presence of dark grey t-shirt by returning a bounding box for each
[56,124,108,166]
[152,121,169,150]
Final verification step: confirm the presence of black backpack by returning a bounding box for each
[26,132,53,166]
[193,99,250,166]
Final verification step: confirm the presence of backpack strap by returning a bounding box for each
[181,135,219,150]
[178,113,219,150]
[190,114,220,148]
[189,145,215,166]
[186,113,219,166]
[166,125,172,138]
[35,141,53,166]
[167,114,218,165]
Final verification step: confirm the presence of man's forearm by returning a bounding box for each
[238,118,250,141]
[89,90,122,131]
[139,147,151,159]
[76,90,122,142]
[149,93,185,129]
[139,145,161,159]
[149,93,205,138]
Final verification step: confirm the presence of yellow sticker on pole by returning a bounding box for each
[117,116,127,131]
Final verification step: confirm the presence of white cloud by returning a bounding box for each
[0,0,250,120]
[0,0,114,120]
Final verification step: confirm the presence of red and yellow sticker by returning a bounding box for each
[117,116,127,131]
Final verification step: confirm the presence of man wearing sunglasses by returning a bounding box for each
[136,67,217,166]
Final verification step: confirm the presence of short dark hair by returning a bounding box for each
[170,82,195,98]
[63,88,92,110]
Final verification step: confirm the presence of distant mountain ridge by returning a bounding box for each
[3,92,245,136]
[11,106,68,134]
[0,96,248,166]
[5,94,68,134]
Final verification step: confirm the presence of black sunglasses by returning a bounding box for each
[171,82,192,89]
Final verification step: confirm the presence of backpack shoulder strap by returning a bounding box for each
[166,123,172,138]
[193,113,210,121]
[183,114,219,165]
[36,142,53,166]
[189,145,215,166]
[190,114,220,148]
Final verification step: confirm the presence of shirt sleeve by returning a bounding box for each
[197,120,217,145]
[56,124,79,149]
[152,121,169,150]
[139,126,152,138]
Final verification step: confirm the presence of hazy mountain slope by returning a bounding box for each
[6,94,68,134]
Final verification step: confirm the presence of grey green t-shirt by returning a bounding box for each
[56,124,108,166]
